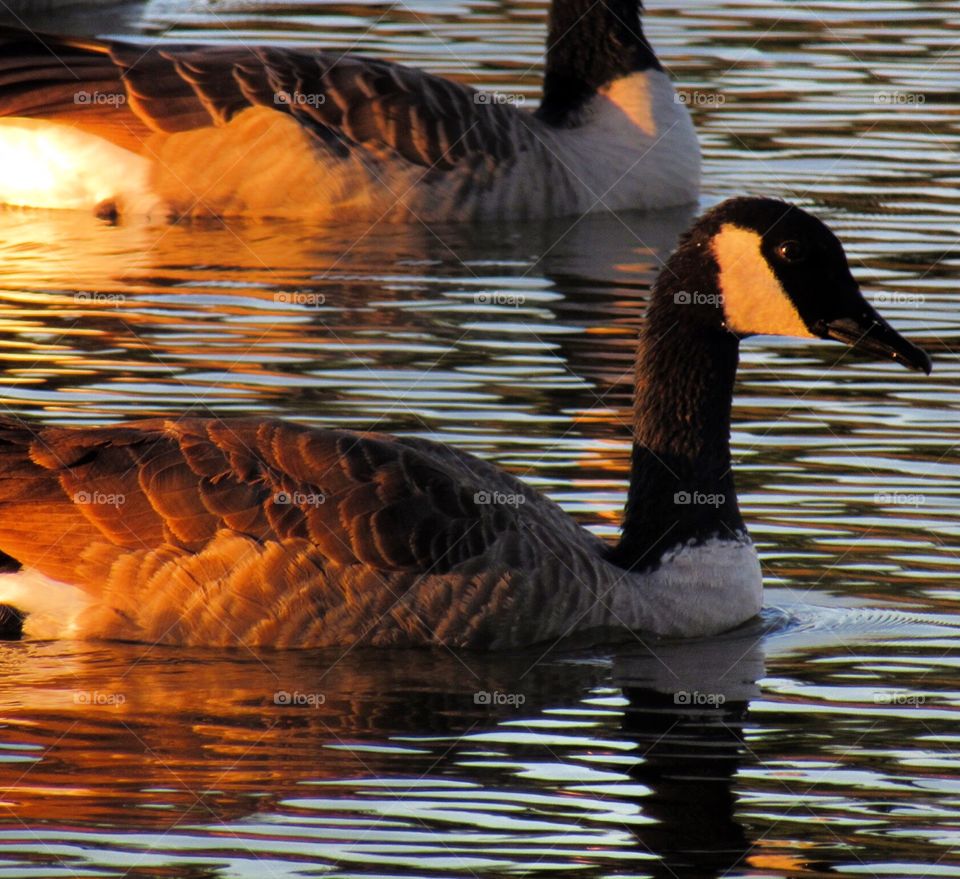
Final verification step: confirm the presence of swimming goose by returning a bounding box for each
[0,1,699,221]
[0,198,930,648]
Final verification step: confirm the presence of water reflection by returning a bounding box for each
[5,615,956,876]
[0,629,769,877]
[0,206,693,428]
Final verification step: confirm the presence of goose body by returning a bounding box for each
[0,419,758,648]
[0,2,699,222]
[0,198,931,649]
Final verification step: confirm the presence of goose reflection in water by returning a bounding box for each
[0,204,694,427]
[0,628,767,877]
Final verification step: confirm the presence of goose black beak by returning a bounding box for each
[816,301,932,375]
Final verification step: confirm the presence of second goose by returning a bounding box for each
[0,1,700,221]
[0,198,931,648]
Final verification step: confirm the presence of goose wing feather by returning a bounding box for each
[0,417,561,591]
[0,28,521,170]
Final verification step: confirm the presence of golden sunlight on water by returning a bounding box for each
[0,1,957,876]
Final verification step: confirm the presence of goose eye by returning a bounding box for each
[776,240,806,263]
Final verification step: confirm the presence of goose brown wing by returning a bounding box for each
[0,418,532,590]
[0,27,520,169]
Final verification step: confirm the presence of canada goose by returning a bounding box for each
[0,1,700,222]
[0,198,931,648]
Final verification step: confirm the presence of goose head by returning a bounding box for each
[620,198,930,574]
[667,196,932,372]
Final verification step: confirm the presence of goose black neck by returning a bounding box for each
[610,256,746,572]
[537,0,661,127]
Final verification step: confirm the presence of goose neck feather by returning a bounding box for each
[537,0,660,127]
[612,240,746,571]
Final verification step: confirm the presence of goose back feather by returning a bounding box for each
[0,417,611,648]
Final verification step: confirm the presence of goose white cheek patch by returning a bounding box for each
[712,224,815,338]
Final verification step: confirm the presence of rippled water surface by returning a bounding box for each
[0,1,959,876]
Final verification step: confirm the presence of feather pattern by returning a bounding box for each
[0,417,624,648]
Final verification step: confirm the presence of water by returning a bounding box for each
[0,1,958,875]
